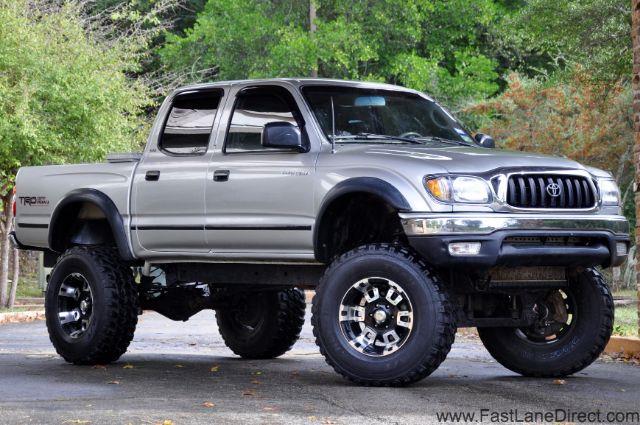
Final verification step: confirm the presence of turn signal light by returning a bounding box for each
[425,177,451,202]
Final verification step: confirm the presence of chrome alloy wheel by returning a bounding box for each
[57,273,93,339]
[338,277,414,356]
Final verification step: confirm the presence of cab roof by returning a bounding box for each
[172,78,430,100]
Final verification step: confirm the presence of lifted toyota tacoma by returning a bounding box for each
[11,79,629,386]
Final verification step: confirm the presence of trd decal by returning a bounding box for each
[18,196,49,206]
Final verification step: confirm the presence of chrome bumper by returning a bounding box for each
[400,213,629,236]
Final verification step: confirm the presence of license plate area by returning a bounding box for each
[489,266,567,286]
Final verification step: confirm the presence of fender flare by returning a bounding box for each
[313,177,411,261]
[49,188,135,261]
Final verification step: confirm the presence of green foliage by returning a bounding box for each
[160,0,501,109]
[502,0,631,81]
[0,0,149,194]
[466,71,635,228]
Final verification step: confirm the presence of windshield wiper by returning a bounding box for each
[415,136,475,147]
[333,133,425,144]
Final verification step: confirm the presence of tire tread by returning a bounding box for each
[217,288,305,359]
[478,268,613,378]
[311,243,456,386]
[46,246,138,365]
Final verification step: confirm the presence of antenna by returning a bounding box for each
[330,96,336,154]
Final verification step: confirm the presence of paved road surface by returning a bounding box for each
[0,310,639,424]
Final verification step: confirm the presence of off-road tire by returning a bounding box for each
[45,246,138,365]
[312,244,456,386]
[216,288,306,359]
[478,268,613,377]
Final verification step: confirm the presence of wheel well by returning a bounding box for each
[48,189,134,261]
[49,202,115,252]
[314,193,407,263]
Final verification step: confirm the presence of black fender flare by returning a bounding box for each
[313,177,411,261]
[49,188,135,261]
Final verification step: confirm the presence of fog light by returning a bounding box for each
[448,242,481,256]
[616,242,628,256]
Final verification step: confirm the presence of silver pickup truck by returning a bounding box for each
[11,78,629,386]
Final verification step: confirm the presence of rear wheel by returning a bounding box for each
[216,288,305,359]
[45,246,138,365]
[478,268,613,377]
[312,244,456,386]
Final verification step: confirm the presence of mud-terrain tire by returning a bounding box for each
[45,246,138,365]
[312,244,456,386]
[216,288,305,359]
[478,268,613,377]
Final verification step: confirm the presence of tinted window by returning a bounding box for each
[301,86,474,144]
[160,90,222,155]
[225,87,300,153]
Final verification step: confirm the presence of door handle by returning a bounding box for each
[145,170,160,181]
[213,169,230,182]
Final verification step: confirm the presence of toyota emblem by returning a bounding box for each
[546,182,561,197]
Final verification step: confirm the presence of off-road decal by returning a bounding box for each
[18,196,49,206]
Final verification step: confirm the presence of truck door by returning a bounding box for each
[205,85,317,258]
[132,88,225,252]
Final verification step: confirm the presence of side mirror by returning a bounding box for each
[262,122,306,152]
[474,133,495,148]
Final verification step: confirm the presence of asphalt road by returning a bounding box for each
[0,309,639,425]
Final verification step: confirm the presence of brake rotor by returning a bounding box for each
[547,290,568,324]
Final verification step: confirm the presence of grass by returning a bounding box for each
[0,306,40,313]
[613,289,639,337]
[15,276,43,298]
[614,289,638,300]
[0,276,43,313]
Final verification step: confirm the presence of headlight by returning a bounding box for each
[424,176,491,204]
[598,179,620,206]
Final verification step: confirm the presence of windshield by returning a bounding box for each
[301,86,475,145]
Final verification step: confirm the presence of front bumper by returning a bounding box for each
[401,213,630,268]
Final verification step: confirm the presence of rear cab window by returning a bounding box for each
[159,89,223,155]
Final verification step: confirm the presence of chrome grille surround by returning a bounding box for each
[489,170,600,213]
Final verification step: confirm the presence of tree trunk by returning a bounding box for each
[0,193,13,308]
[612,266,622,293]
[8,247,19,309]
[309,0,318,78]
[632,0,640,337]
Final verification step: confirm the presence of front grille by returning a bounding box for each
[506,174,596,209]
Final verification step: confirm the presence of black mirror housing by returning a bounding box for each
[474,133,495,148]
[262,122,306,152]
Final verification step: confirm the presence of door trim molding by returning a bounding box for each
[135,225,311,231]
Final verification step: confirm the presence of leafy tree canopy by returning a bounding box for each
[0,0,150,194]
[160,0,502,109]
[502,0,631,81]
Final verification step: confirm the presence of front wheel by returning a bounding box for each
[478,268,613,377]
[312,244,456,386]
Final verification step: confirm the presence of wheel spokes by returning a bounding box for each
[380,330,401,353]
[396,310,412,328]
[59,309,81,325]
[59,283,79,299]
[385,286,403,305]
[351,326,377,350]
[339,276,414,357]
[57,273,93,339]
[340,305,365,322]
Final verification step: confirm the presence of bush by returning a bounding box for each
[465,71,635,231]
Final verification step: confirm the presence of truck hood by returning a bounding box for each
[332,143,589,175]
